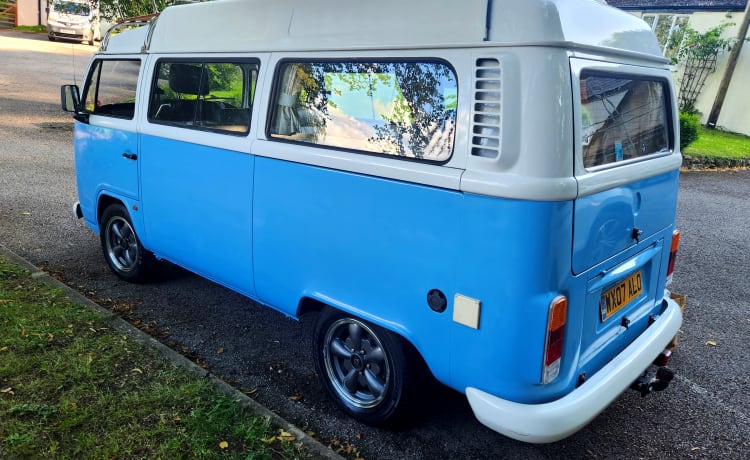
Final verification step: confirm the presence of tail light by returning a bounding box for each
[666,230,680,284]
[542,296,567,384]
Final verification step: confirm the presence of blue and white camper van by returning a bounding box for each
[61,0,683,443]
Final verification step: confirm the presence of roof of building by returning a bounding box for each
[102,0,664,61]
[607,0,748,11]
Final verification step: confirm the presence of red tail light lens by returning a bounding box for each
[667,230,680,281]
[542,296,567,384]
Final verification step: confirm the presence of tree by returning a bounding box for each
[671,23,736,111]
[97,0,168,21]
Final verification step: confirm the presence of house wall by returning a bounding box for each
[16,0,46,26]
[628,9,750,136]
[688,12,750,135]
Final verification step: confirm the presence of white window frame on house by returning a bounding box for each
[642,13,691,59]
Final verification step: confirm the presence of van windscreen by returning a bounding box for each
[580,73,671,169]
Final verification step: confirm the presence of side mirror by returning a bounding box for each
[61,84,80,112]
[60,84,89,123]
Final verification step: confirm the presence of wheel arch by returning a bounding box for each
[96,194,123,227]
[95,194,146,242]
[298,295,431,376]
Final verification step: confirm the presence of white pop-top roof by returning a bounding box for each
[102,0,663,60]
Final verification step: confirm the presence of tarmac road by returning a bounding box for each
[1,30,749,459]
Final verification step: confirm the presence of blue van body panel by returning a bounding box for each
[74,120,140,230]
[446,193,576,400]
[253,156,585,398]
[253,156,462,383]
[139,134,256,297]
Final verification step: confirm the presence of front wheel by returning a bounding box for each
[313,308,417,426]
[99,203,155,283]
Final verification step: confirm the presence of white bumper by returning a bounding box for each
[466,297,683,443]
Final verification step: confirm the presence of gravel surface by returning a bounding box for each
[1,30,748,459]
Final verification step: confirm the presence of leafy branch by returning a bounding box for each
[670,23,737,64]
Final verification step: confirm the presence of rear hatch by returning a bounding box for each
[570,58,680,375]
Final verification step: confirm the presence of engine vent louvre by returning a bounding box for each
[472,58,501,158]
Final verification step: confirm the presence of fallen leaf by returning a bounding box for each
[705,340,717,346]
[356,432,363,440]
[217,347,225,354]
[21,211,31,216]
[219,441,229,449]
[131,368,143,374]
[289,394,304,401]
[1,387,14,395]
[278,430,296,442]
[174,416,182,422]
[691,447,701,451]
[0,346,9,352]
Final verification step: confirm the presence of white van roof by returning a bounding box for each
[102,0,663,60]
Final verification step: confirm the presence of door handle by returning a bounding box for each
[122,153,138,160]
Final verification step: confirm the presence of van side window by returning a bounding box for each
[83,59,141,119]
[148,60,258,135]
[580,73,671,168]
[269,60,457,162]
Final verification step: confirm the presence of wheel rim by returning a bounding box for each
[323,318,390,409]
[105,216,139,273]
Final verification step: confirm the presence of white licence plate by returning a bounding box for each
[62,29,75,35]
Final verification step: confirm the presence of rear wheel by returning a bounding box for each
[99,203,155,283]
[313,308,417,425]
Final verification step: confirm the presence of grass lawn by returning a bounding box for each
[0,255,309,459]
[683,126,750,160]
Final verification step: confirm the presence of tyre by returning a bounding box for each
[313,308,417,425]
[48,35,55,42]
[99,203,155,283]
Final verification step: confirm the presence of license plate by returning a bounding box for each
[62,29,75,35]
[600,270,643,322]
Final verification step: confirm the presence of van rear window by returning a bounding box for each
[580,73,670,168]
[270,60,457,162]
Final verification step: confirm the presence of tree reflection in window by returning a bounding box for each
[271,61,457,161]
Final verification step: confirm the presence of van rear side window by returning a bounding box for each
[580,73,671,168]
[270,60,457,161]
[83,60,140,119]
[149,60,258,134]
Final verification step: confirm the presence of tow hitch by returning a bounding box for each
[631,366,675,396]
[630,349,675,396]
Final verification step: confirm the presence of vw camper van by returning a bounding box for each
[61,0,683,442]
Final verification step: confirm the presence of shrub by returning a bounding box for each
[679,111,701,150]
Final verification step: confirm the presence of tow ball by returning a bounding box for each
[631,366,675,396]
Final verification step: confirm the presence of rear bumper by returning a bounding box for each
[466,296,682,443]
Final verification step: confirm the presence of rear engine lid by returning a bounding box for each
[572,172,677,274]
